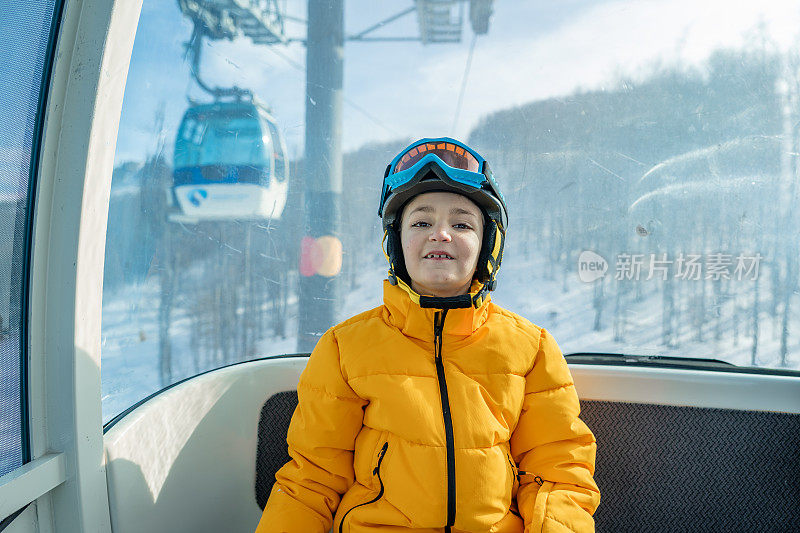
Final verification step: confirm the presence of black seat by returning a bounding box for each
[256,394,800,532]
[581,401,799,532]
[255,390,297,510]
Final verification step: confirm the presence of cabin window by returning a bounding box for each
[102,1,800,423]
[102,0,303,423]
[0,0,61,475]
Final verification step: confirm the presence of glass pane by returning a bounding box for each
[0,0,59,476]
[104,0,800,422]
[266,120,286,183]
[175,106,268,168]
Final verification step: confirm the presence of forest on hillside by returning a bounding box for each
[468,48,795,365]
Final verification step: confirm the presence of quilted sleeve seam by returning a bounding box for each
[297,381,365,403]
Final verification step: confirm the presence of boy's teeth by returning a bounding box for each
[427,254,451,259]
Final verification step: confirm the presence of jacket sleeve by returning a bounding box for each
[256,329,367,533]
[509,328,600,533]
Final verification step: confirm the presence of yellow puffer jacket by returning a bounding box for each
[257,280,600,533]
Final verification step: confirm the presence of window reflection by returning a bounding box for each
[103,1,800,422]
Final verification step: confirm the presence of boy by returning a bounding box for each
[257,138,600,532]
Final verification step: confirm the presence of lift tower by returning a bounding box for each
[298,0,345,350]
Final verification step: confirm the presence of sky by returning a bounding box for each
[113,0,800,165]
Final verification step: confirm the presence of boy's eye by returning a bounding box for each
[410,221,474,229]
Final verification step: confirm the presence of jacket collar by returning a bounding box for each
[382,279,491,340]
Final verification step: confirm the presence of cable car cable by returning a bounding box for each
[452,32,478,135]
[263,44,401,137]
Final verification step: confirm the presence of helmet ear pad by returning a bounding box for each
[476,217,505,291]
[475,218,498,284]
[386,224,411,285]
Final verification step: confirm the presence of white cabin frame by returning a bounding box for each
[0,0,143,531]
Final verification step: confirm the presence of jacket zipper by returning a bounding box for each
[338,442,389,533]
[433,310,456,531]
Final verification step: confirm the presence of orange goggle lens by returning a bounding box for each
[393,142,481,174]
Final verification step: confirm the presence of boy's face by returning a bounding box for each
[400,192,484,297]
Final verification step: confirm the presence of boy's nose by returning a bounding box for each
[429,226,452,241]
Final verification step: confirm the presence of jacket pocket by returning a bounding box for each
[338,439,389,533]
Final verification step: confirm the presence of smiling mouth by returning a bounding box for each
[424,253,454,260]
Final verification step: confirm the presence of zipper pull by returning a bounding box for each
[517,470,544,486]
[373,442,388,475]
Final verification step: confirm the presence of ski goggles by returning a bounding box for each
[378,138,506,219]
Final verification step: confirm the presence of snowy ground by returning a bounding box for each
[100,245,800,423]
[495,247,800,370]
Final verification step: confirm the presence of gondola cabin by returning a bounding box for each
[0,1,799,533]
[172,99,288,221]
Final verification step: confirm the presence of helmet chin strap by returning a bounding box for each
[390,269,491,310]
